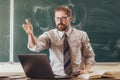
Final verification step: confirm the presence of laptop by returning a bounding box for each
[18,54,71,79]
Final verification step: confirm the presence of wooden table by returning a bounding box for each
[0,77,117,80]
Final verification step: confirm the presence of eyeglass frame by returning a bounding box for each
[55,15,70,21]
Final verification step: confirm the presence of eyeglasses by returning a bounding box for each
[55,16,69,21]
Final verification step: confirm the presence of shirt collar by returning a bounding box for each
[65,27,72,37]
[57,27,72,39]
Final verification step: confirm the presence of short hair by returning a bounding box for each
[54,6,72,16]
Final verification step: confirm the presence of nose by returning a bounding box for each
[58,18,63,23]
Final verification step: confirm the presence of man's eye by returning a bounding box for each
[55,16,68,21]
[62,17,67,19]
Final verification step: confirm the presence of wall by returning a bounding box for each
[0,0,120,62]
[0,0,10,61]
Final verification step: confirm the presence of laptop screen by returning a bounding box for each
[18,54,55,79]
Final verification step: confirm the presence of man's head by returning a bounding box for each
[54,6,72,32]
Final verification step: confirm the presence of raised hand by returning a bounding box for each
[22,19,33,35]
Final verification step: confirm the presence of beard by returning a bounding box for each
[56,23,68,31]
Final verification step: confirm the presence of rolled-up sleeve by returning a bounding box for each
[81,32,95,66]
[28,32,50,52]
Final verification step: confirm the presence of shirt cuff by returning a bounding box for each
[27,43,39,52]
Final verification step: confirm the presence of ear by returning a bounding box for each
[69,16,73,22]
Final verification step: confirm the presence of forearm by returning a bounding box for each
[28,33,37,48]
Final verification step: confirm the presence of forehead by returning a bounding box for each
[55,11,67,17]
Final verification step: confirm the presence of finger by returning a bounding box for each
[22,24,28,31]
[25,19,32,28]
[79,70,83,74]
[22,24,27,29]
[26,19,33,30]
[76,70,81,75]
[22,24,25,29]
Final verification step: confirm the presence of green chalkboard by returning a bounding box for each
[0,0,10,61]
[14,0,120,62]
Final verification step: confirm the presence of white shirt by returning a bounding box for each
[28,27,95,76]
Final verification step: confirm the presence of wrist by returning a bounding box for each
[84,68,90,73]
[28,32,34,36]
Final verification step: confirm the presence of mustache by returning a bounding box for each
[57,23,65,26]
